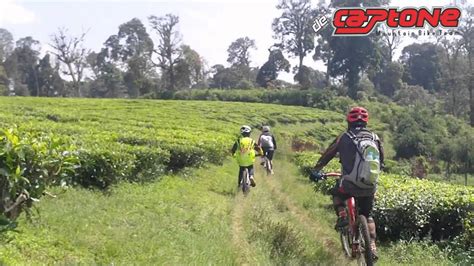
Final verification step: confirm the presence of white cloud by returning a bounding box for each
[0,0,36,27]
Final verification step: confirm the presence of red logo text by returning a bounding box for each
[332,7,461,35]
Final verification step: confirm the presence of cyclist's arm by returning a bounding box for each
[314,135,340,171]
[272,135,277,150]
[257,134,262,146]
[376,137,385,170]
[231,141,238,155]
[254,142,264,156]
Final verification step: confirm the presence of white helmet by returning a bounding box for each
[240,125,251,134]
[262,126,270,132]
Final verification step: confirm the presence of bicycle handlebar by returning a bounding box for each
[323,172,341,177]
[316,172,341,181]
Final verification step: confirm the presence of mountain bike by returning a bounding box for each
[319,172,375,266]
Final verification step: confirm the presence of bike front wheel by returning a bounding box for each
[265,157,272,175]
[339,226,352,258]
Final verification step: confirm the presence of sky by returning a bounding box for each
[0,0,468,82]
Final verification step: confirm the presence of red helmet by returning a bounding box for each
[347,107,369,123]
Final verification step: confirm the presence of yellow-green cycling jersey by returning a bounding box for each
[232,137,262,167]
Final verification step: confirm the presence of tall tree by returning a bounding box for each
[4,37,41,96]
[0,65,8,95]
[149,14,181,91]
[378,25,403,63]
[437,37,469,118]
[103,18,155,97]
[36,54,65,96]
[210,64,240,89]
[313,1,333,86]
[328,0,388,99]
[226,37,256,83]
[400,43,442,92]
[376,62,404,97]
[457,4,474,126]
[87,51,126,98]
[313,25,334,87]
[50,28,89,97]
[294,65,326,89]
[175,45,206,89]
[330,37,380,98]
[256,48,290,87]
[0,28,14,63]
[227,37,256,68]
[272,0,318,79]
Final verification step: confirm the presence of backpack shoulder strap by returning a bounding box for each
[345,130,365,158]
[344,130,358,144]
[371,132,376,141]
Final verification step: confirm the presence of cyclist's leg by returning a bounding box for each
[332,180,349,227]
[267,150,274,169]
[248,165,256,187]
[356,196,375,238]
[265,150,275,175]
[238,166,245,187]
[357,195,377,259]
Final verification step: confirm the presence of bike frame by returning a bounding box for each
[347,197,357,231]
[346,196,360,257]
[324,173,360,258]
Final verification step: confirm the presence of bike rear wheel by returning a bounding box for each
[357,215,374,266]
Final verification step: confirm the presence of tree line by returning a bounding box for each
[0,0,472,125]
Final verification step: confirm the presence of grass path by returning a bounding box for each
[224,140,348,265]
[230,192,255,265]
[259,158,348,263]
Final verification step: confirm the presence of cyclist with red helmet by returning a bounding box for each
[310,107,384,260]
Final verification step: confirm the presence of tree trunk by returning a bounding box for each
[32,66,40,97]
[445,161,451,180]
[451,79,457,116]
[77,82,82,98]
[169,67,175,91]
[167,51,175,91]
[299,55,304,71]
[468,49,473,126]
[66,63,79,97]
[325,56,331,87]
[347,68,359,99]
[470,74,473,126]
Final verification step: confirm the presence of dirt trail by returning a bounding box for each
[230,190,255,265]
[229,144,349,264]
[257,158,349,262]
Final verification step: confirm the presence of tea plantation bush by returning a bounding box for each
[0,97,342,219]
[0,128,79,220]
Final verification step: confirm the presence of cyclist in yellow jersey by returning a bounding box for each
[231,125,263,187]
